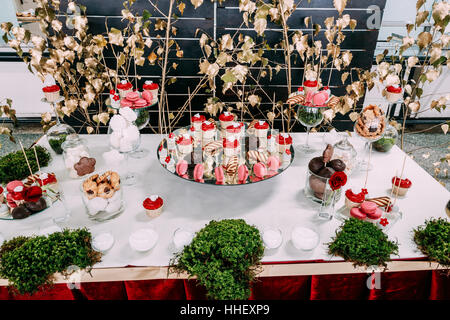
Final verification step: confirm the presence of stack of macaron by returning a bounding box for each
[120,91,151,109]
[350,201,382,221]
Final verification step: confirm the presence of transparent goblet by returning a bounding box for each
[296,105,324,154]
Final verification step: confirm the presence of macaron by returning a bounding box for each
[175,160,188,176]
[267,156,281,171]
[133,98,148,108]
[238,164,249,184]
[366,208,383,220]
[360,201,377,215]
[254,162,267,178]
[120,99,133,107]
[142,90,153,104]
[125,91,140,102]
[215,166,224,185]
[193,163,204,182]
[350,207,367,220]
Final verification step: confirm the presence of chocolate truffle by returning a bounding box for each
[11,205,32,219]
[24,197,48,213]
[318,167,335,178]
[308,156,325,174]
[327,159,346,172]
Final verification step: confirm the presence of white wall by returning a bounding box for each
[0,62,51,117]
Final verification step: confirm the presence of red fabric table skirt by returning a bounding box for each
[1,270,448,300]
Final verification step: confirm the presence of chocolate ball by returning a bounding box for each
[11,205,32,219]
[308,157,325,174]
[24,197,48,213]
[327,159,346,172]
[318,167,335,178]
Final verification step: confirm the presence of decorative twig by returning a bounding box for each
[363,143,373,188]
[19,140,33,177]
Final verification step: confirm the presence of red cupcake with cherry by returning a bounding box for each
[385,85,403,103]
[42,84,61,103]
[143,195,164,218]
[391,176,412,197]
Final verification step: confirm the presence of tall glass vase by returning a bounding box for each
[296,105,324,153]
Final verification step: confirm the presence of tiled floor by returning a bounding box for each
[1,131,449,190]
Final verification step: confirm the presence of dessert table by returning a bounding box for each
[0,133,449,300]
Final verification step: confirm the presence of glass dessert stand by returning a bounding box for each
[156,124,295,186]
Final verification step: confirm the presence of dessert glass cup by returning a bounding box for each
[353,112,385,171]
[129,107,150,159]
[107,122,141,186]
[129,227,159,252]
[145,203,163,218]
[372,123,398,153]
[80,182,124,222]
[62,136,92,179]
[91,230,115,253]
[391,184,410,197]
[262,228,283,250]
[291,225,320,251]
[296,105,325,154]
[47,124,77,155]
[172,227,194,251]
[304,168,342,204]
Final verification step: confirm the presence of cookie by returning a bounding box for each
[83,180,98,200]
[97,183,114,199]
[110,172,121,190]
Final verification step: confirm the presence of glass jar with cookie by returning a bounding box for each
[81,171,124,222]
[353,105,386,171]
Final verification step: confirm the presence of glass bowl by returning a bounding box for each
[80,175,124,222]
[305,168,342,204]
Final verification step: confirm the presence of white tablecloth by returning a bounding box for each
[0,133,448,268]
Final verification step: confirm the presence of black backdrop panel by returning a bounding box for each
[55,0,385,132]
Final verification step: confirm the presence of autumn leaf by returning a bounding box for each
[442,124,449,135]
[254,18,267,36]
[333,0,347,15]
[86,126,94,134]
[349,111,359,122]
[191,0,203,9]
[417,31,432,50]
[415,11,429,26]
[178,2,186,15]
[148,51,157,64]
[248,94,261,107]
[176,50,184,58]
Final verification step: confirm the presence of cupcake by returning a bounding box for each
[385,85,403,103]
[225,122,244,140]
[223,137,240,157]
[143,195,164,218]
[42,84,60,102]
[254,120,269,138]
[192,113,206,131]
[345,189,366,209]
[176,134,194,154]
[117,80,133,99]
[201,120,216,140]
[303,80,319,95]
[219,112,235,130]
[142,80,159,104]
[275,133,292,153]
[167,132,176,150]
[391,176,412,196]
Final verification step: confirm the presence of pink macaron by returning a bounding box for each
[142,90,153,104]
[366,208,383,220]
[350,207,367,220]
[125,91,140,102]
[267,156,280,171]
[133,98,148,108]
[194,163,204,183]
[360,201,377,215]
[238,164,249,184]
[120,99,133,107]
[253,162,267,178]
[215,166,224,185]
[176,160,188,176]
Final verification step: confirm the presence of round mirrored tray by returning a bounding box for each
[157,123,295,186]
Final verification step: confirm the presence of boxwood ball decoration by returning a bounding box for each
[170,219,264,300]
